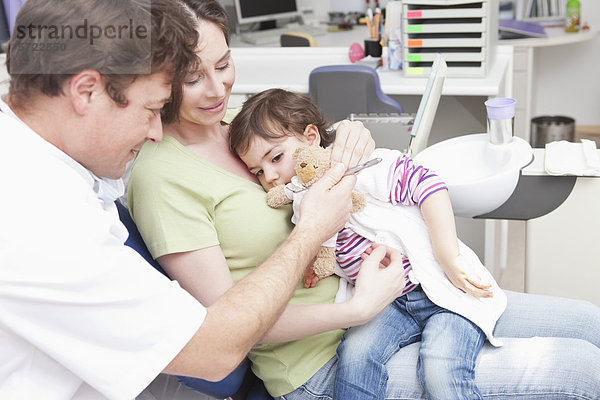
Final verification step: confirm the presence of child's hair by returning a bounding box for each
[229,88,335,156]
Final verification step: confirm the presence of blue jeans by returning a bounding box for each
[334,286,484,400]
[278,290,600,400]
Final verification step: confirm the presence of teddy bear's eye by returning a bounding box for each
[300,163,307,168]
[314,166,318,169]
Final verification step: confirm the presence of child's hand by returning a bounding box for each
[443,255,493,298]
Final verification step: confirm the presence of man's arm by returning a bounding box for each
[163,163,357,381]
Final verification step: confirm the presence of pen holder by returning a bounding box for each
[364,38,382,57]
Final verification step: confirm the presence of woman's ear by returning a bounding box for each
[303,124,321,146]
[67,70,104,115]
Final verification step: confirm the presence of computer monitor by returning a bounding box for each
[407,53,447,157]
[0,0,10,42]
[233,0,300,27]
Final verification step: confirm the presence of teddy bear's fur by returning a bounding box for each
[266,145,366,286]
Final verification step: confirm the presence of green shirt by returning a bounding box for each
[127,134,344,396]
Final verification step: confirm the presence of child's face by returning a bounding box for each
[240,125,320,191]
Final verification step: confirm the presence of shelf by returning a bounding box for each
[499,26,598,47]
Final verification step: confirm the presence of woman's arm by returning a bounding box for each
[159,246,349,343]
[158,246,234,306]
[159,244,407,345]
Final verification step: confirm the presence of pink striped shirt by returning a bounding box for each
[335,153,447,294]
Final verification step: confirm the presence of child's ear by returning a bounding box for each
[303,124,321,146]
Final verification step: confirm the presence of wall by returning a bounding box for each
[529,0,599,125]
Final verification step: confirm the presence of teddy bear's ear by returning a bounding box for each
[293,146,306,161]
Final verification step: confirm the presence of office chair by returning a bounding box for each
[280,32,316,47]
[115,201,272,400]
[308,64,403,122]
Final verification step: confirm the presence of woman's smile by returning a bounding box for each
[199,99,225,113]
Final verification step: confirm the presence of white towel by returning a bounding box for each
[545,139,600,176]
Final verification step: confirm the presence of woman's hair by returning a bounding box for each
[229,88,335,156]
[7,0,199,111]
[161,0,231,124]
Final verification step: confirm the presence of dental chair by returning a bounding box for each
[308,64,403,122]
[115,201,272,400]
[308,64,411,151]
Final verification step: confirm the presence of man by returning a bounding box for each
[0,0,406,398]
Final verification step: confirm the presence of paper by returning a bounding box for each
[545,139,600,176]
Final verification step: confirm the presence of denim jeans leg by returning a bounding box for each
[334,299,421,400]
[417,311,485,400]
[278,356,337,400]
[495,290,600,347]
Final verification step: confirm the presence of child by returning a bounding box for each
[229,88,506,400]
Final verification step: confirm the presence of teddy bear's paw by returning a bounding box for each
[352,191,366,213]
[313,247,336,279]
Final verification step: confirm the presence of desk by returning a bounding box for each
[230,24,369,48]
[230,45,513,100]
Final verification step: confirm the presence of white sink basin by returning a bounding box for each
[413,133,533,217]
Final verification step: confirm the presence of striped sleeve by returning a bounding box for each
[386,154,447,207]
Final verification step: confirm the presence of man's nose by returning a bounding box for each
[147,114,163,143]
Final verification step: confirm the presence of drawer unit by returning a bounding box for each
[402,0,497,77]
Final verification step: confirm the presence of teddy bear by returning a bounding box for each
[266,144,366,287]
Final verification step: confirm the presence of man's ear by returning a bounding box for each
[67,70,104,115]
[303,124,321,146]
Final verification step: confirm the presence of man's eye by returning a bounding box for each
[272,154,282,162]
[255,170,263,177]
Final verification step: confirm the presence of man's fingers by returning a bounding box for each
[330,120,374,168]
[350,128,375,167]
[360,245,387,269]
[312,162,346,189]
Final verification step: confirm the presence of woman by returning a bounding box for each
[127,1,600,398]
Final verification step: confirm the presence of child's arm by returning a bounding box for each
[420,190,493,298]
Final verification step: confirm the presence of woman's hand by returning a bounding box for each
[331,120,375,169]
[347,245,408,326]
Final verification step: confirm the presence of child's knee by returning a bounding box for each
[417,356,480,400]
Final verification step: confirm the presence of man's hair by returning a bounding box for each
[161,0,231,124]
[229,88,335,156]
[6,0,199,110]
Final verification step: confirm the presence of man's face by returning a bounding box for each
[85,71,171,179]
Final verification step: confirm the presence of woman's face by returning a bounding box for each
[179,20,235,127]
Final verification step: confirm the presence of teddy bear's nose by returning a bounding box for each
[300,163,307,168]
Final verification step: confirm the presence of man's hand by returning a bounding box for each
[296,162,356,245]
[331,120,375,169]
[348,245,407,326]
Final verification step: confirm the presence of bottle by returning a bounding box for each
[565,0,581,33]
